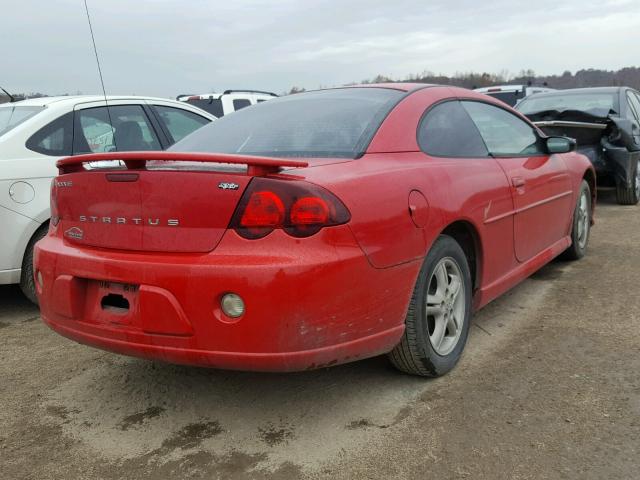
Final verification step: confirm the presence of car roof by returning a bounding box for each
[525,87,627,97]
[474,85,527,92]
[179,91,278,100]
[344,83,435,92]
[8,95,183,107]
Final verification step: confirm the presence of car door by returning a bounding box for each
[625,91,640,147]
[462,100,574,263]
[416,99,516,286]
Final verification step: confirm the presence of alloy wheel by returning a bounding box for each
[635,160,640,200]
[576,189,590,250]
[425,257,466,356]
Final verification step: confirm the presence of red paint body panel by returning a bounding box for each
[57,170,253,252]
[35,85,595,371]
[36,226,418,371]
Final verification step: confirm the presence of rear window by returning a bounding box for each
[485,90,525,107]
[0,105,44,136]
[232,99,252,111]
[171,88,404,159]
[518,92,619,116]
[183,98,223,117]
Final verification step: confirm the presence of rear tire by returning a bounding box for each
[561,180,592,261]
[19,225,48,305]
[389,235,472,377]
[616,160,640,205]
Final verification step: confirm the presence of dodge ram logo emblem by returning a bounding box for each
[64,227,84,240]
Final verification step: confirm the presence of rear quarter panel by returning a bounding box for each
[301,86,520,302]
[309,154,515,278]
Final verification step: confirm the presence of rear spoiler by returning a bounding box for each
[56,151,309,176]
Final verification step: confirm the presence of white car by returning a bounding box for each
[0,95,215,303]
[177,89,277,116]
[473,85,556,107]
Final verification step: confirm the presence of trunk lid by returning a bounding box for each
[54,152,308,253]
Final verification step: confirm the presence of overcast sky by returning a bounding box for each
[3,0,640,98]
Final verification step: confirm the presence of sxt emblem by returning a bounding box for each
[218,182,239,190]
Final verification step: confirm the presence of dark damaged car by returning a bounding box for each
[517,87,640,204]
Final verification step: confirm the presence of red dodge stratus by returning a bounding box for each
[35,84,595,376]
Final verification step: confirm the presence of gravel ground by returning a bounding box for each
[1,190,638,480]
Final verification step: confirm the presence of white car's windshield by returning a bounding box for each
[0,105,44,137]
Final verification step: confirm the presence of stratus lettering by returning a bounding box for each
[78,216,179,226]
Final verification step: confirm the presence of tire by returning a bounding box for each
[389,235,472,377]
[19,225,48,305]
[561,180,592,261]
[616,159,640,205]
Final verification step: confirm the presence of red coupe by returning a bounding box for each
[35,84,595,376]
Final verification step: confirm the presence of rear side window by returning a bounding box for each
[486,90,524,107]
[462,101,543,156]
[153,106,210,143]
[74,105,161,154]
[25,112,73,156]
[418,101,488,157]
[232,99,252,111]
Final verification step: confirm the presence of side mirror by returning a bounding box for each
[546,136,576,154]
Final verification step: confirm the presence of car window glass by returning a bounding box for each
[462,101,543,156]
[154,106,209,143]
[25,112,73,156]
[74,105,161,153]
[418,101,488,157]
[232,99,252,111]
[0,105,44,137]
[486,90,524,107]
[171,88,403,159]
[184,98,223,117]
[626,92,640,122]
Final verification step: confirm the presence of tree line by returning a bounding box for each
[288,67,640,94]
[3,67,640,102]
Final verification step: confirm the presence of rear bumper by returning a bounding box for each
[35,226,417,371]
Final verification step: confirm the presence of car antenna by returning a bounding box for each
[83,0,117,150]
[0,85,15,103]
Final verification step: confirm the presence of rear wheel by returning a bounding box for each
[389,235,472,377]
[20,225,48,305]
[561,180,592,261]
[616,159,640,205]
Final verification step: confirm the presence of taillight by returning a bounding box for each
[239,191,285,238]
[230,178,350,239]
[50,179,59,228]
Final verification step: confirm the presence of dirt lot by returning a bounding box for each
[1,191,639,480]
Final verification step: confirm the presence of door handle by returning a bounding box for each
[512,176,525,188]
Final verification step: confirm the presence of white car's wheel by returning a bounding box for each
[20,226,47,305]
